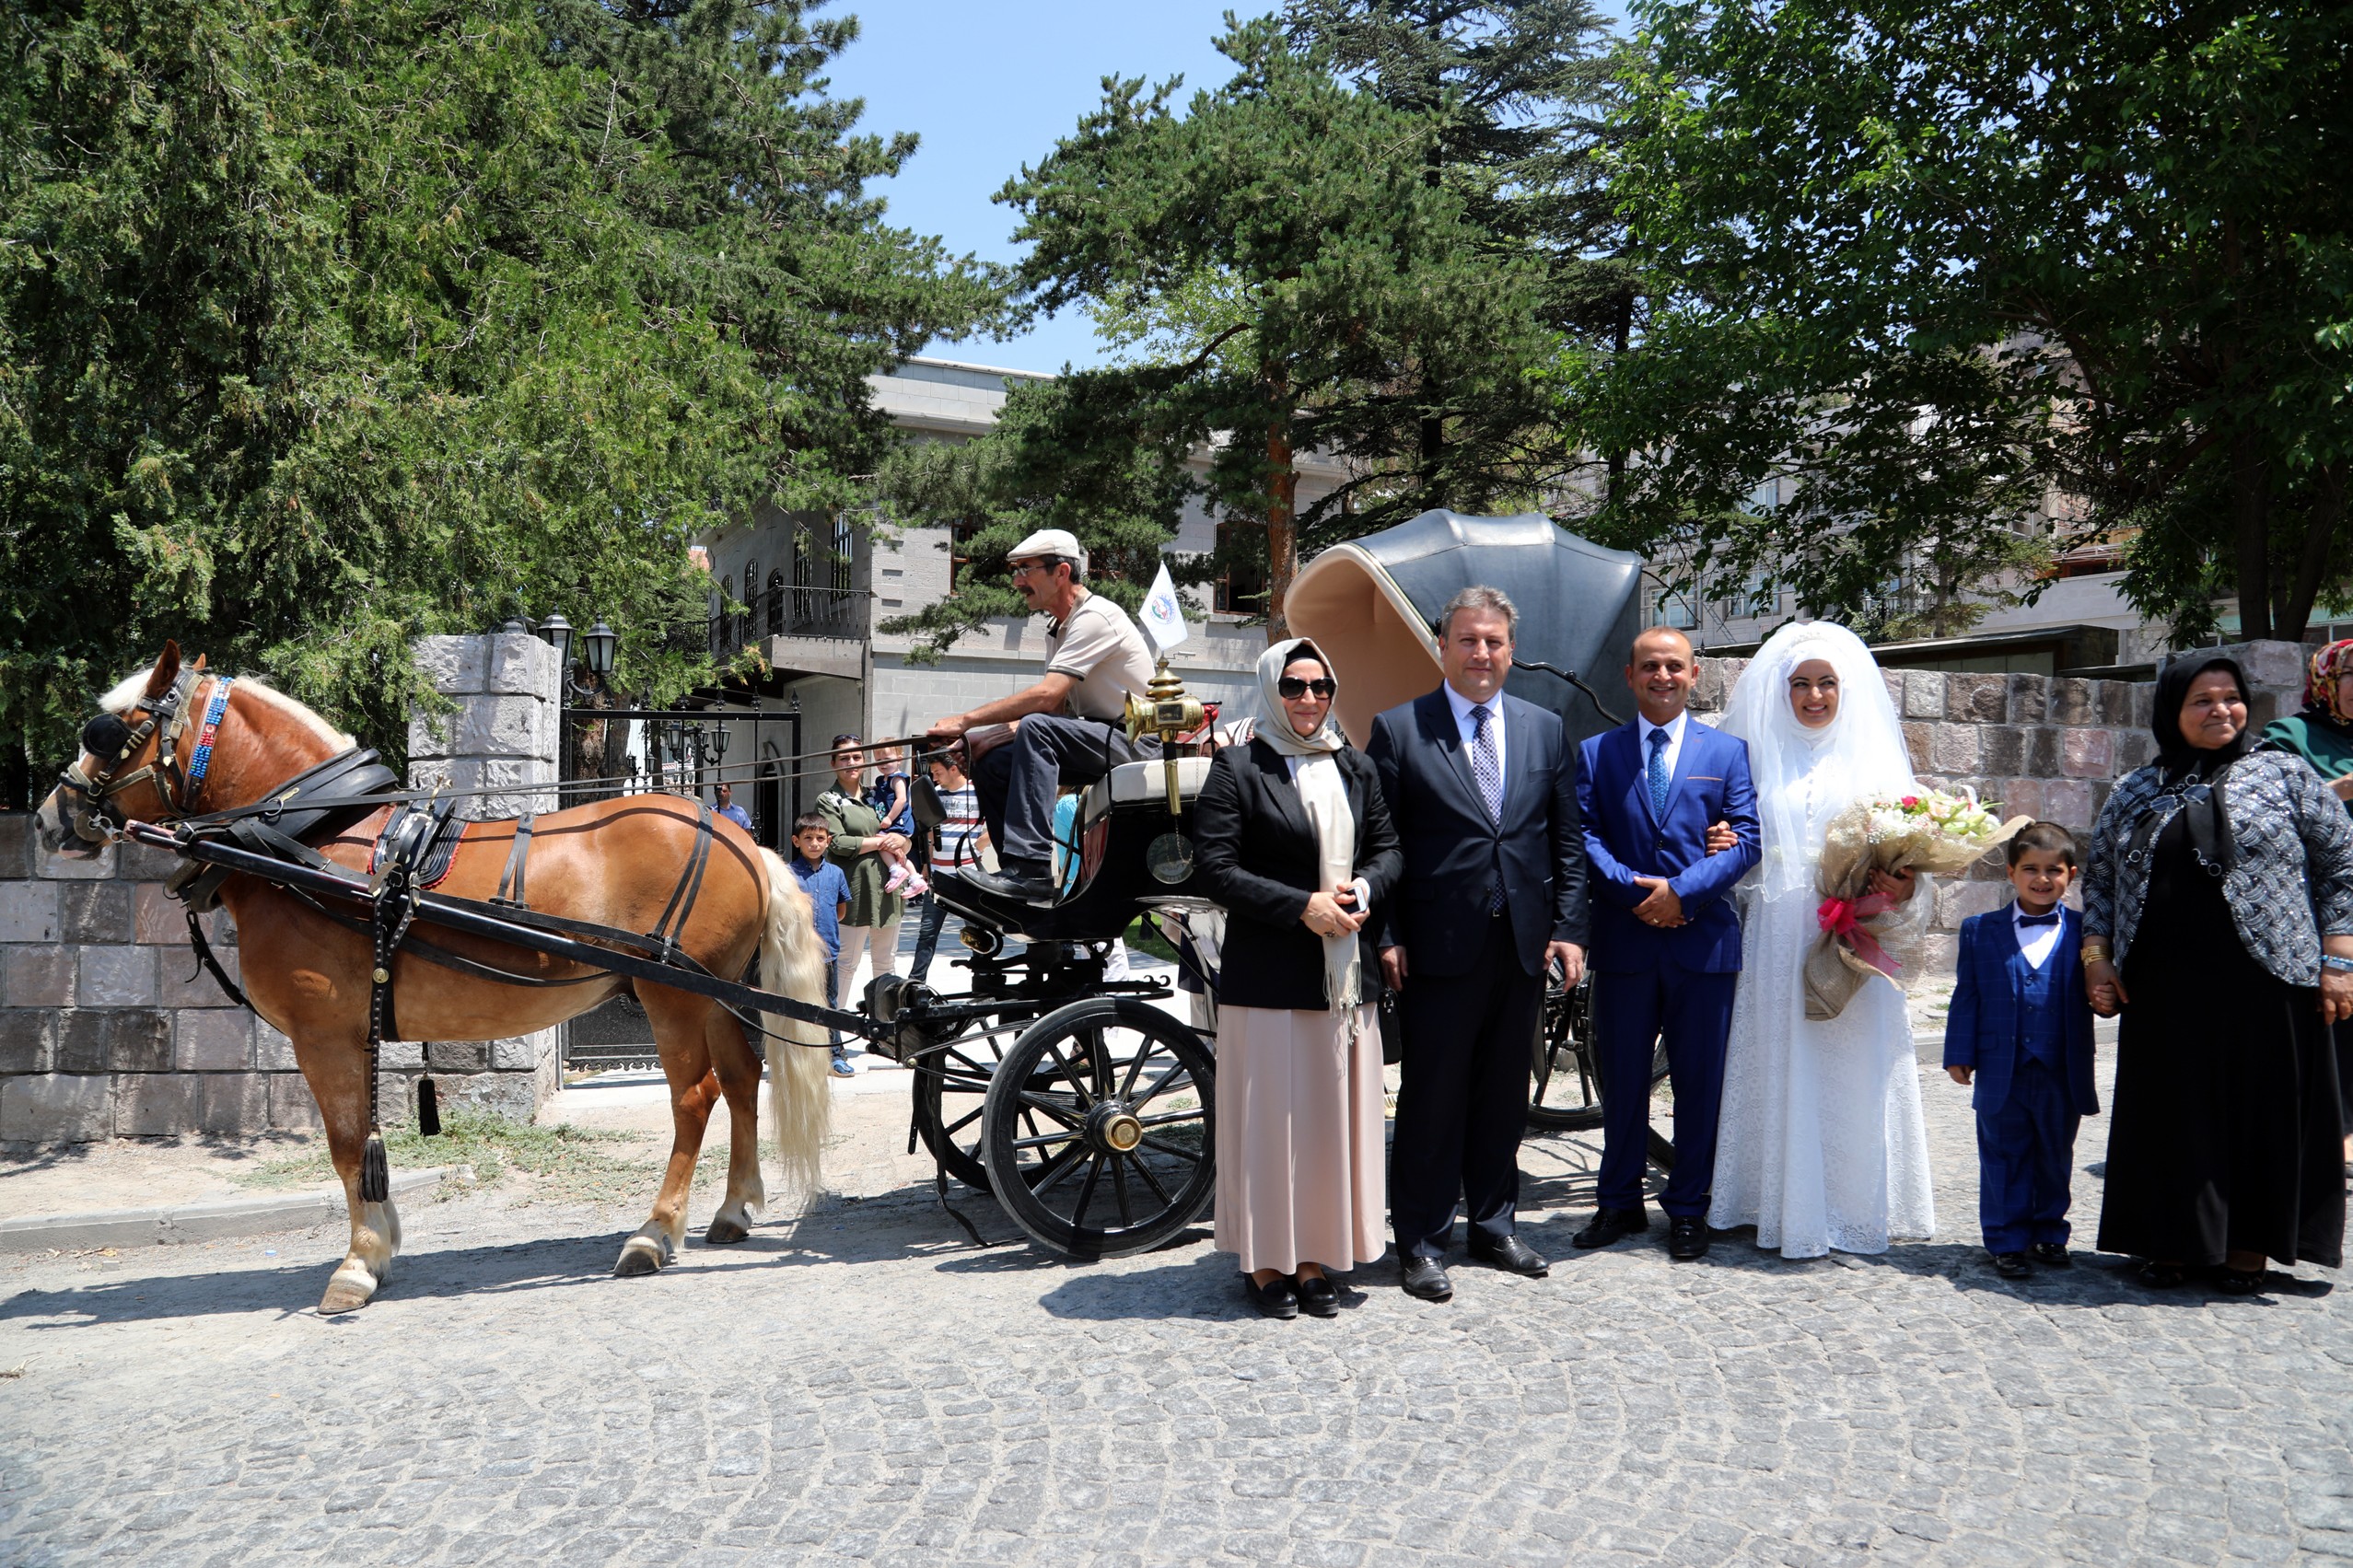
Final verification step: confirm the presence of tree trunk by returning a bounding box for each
[2231,428,2272,641]
[1265,373,1298,642]
[1604,287,1634,505]
[2277,464,2345,643]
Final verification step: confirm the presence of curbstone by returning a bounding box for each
[0,1073,113,1142]
[0,1166,445,1252]
[76,945,156,1007]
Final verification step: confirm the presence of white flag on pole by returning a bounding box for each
[1138,560,1190,653]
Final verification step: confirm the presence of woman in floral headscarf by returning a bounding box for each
[2265,640,2353,1167]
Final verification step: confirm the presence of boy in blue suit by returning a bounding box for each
[1571,627,1761,1260]
[1943,822,2102,1278]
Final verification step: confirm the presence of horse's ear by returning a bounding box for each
[191,653,207,672]
[143,641,181,701]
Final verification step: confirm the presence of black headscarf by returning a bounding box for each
[2152,655,2254,779]
[2136,654,2254,872]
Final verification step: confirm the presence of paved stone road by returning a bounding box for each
[5,1047,2350,1566]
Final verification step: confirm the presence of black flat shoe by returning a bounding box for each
[1467,1234,1549,1277]
[1572,1207,1649,1249]
[958,863,1061,905]
[1294,1273,1340,1318]
[1667,1216,1711,1261]
[2137,1260,2186,1289]
[1399,1255,1452,1302]
[2029,1242,2071,1268]
[2214,1266,2267,1296]
[1991,1251,2032,1279]
[1244,1274,1299,1319]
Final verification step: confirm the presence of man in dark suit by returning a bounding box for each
[1571,627,1761,1260]
[1369,586,1590,1303]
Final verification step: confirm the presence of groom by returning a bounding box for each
[1572,627,1761,1260]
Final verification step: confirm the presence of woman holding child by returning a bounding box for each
[1707,621,1935,1258]
[2084,656,2353,1291]
[1194,639,1402,1319]
[816,735,909,1066]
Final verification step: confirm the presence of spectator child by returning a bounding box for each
[1941,821,2102,1278]
[787,813,856,1078]
[865,744,927,897]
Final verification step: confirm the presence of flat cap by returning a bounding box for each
[1008,528,1085,566]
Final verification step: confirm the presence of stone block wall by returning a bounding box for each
[0,633,566,1145]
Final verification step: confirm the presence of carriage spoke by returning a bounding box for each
[1041,1039,1095,1109]
[1116,1039,1152,1100]
[1009,1127,1082,1152]
[1127,1059,1194,1111]
[1072,1152,1105,1223]
[939,1105,984,1138]
[1015,1091,1085,1128]
[1084,1025,1113,1101]
[1125,1150,1175,1204]
[1031,1139,1091,1194]
[1136,1108,1202,1126]
[1137,1134,1204,1164]
[1110,1153,1134,1226]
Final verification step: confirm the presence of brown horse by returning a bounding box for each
[33,644,832,1312]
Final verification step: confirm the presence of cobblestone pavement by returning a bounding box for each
[5,1047,2350,1567]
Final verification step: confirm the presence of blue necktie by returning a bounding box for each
[1647,726,1671,819]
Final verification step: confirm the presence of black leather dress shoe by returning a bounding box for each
[1294,1273,1340,1318]
[1399,1255,1452,1302]
[1667,1215,1710,1260]
[2029,1241,2071,1268]
[1244,1274,1299,1319]
[958,862,1060,905]
[1572,1208,1650,1249]
[1991,1251,2032,1279]
[1468,1234,1549,1277]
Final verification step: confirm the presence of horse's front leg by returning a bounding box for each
[295,1028,402,1314]
[617,988,722,1275]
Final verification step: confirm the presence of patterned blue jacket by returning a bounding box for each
[2083,749,2353,985]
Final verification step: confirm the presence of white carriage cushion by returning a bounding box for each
[1079,755,1214,823]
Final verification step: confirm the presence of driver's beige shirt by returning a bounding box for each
[1046,592,1155,723]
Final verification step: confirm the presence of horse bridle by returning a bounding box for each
[56,668,227,842]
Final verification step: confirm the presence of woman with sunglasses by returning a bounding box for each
[1194,639,1403,1318]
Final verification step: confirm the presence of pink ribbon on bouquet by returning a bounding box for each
[1816,891,1901,976]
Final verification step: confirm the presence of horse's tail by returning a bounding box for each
[755,846,832,1205]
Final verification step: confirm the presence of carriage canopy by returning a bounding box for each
[1285,509,1645,748]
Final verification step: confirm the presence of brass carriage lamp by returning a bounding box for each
[1123,656,1206,886]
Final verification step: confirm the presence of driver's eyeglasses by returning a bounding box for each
[1008,562,1045,580]
[1277,677,1337,699]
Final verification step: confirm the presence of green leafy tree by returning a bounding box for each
[1583,0,2353,644]
[0,0,994,802]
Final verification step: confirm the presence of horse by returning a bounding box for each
[33,643,833,1313]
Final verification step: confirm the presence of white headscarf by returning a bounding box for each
[1718,621,1916,897]
[1252,638,1360,1012]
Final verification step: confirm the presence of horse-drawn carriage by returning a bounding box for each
[37,509,1668,1311]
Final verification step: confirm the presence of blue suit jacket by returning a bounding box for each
[1941,905,2101,1117]
[1367,688,1589,980]
[1576,717,1761,973]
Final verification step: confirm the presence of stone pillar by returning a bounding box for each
[391,632,565,1121]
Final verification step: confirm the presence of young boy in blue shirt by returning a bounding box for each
[1942,821,2102,1279]
[788,813,856,1078]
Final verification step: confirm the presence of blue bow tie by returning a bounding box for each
[2016,911,2060,927]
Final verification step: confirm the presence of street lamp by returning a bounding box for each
[537,610,574,668]
[583,620,618,677]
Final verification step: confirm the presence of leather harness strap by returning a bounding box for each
[647,801,715,957]
[494,813,535,907]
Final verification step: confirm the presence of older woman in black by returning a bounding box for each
[2083,656,2353,1292]
[1194,638,1403,1319]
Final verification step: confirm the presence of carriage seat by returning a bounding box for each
[1077,755,1213,823]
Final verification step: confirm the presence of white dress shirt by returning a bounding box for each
[2012,902,2065,970]
[1444,681,1506,780]
[1637,709,1689,789]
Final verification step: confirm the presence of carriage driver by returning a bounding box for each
[924,528,1157,904]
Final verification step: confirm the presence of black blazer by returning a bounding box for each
[1193,737,1404,1012]
[1366,687,1590,979]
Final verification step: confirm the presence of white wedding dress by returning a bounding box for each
[1706,623,1937,1257]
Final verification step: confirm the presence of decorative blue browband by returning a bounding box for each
[186,677,236,796]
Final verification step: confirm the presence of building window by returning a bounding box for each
[742,556,759,641]
[766,569,786,635]
[1214,518,1267,615]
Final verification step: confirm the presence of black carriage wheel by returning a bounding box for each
[1526,975,1674,1173]
[913,1027,1019,1191]
[983,997,1217,1260]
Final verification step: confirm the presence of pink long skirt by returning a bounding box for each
[1213,1002,1387,1275]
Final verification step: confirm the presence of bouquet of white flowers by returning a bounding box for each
[1804,788,2030,1019]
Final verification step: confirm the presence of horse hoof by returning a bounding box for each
[704,1215,751,1245]
[319,1267,377,1314]
[613,1236,670,1277]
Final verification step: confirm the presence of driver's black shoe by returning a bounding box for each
[958,860,1059,905]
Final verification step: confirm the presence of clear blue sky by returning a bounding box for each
[822,1,1247,375]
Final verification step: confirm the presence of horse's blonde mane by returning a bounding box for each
[103,666,354,749]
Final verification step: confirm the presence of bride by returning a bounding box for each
[1707,621,1936,1257]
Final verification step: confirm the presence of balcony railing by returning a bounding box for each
[713,584,868,654]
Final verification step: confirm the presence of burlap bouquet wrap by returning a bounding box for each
[1804,796,2031,1020]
